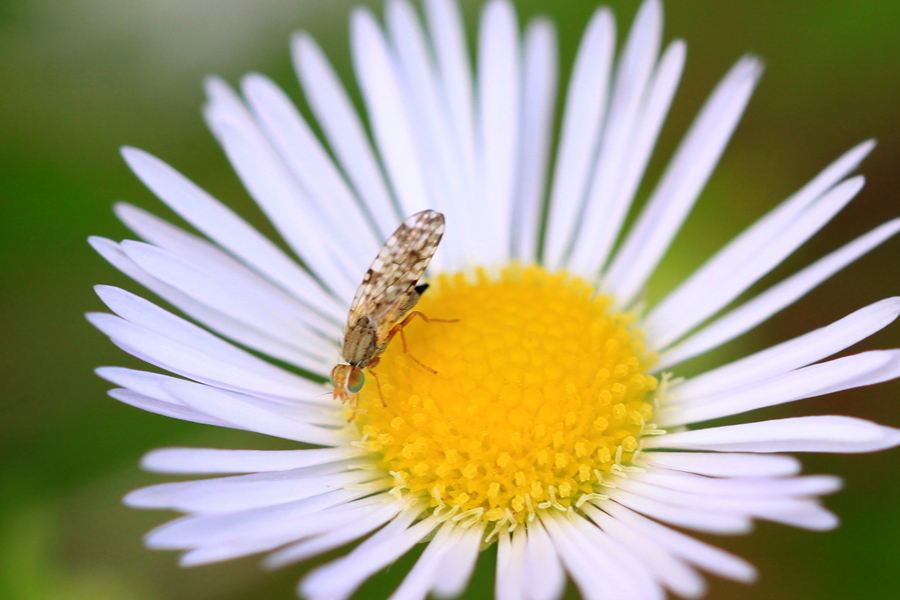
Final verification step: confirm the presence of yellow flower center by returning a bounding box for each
[353,265,658,526]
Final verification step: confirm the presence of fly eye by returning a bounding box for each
[348,370,365,393]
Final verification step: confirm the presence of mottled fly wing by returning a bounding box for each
[346,210,445,336]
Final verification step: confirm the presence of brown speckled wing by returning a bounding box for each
[346,210,445,333]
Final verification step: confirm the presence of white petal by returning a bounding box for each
[203,78,358,299]
[616,477,815,526]
[645,141,875,348]
[521,520,566,600]
[645,416,900,453]
[569,0,664,277]
[175,499,397,566]
[119,148,343,322]
[179,537,302,567]
[432,522,484,599]
[97,365,181,403]
[673,297,900,397]
[94,285,328,393]
[119,241,337,374]
[577,518,664,600]
[140,446,364,474]
[90,236,323,370]
[292,33,400,240]
[603,502,757,583]
[300,509,435,600]
[543,512,663,600]
[107,388,233,428]
[263,501,402,569]
[92,312,281,399]
[88,311,328,403]
[99,366,238,427]
[495,527,526,600]
[638,451,801,478]
[385,0,468,269]
[147,489,372,549]
[177,497,398,566]
[662,350,900,426]
[756,499,839,531]
[585,38,686,275]
[351,8,431,221]
[512,18,558,262]
[116,232,340,356]
[604,56,763,307]
[389,521,463,600]
[606,487,752,534]
[114,203,341,339]
[181,501,399,567]
[111,230,337,348]
[583,503,706,599]
[542,8,616,270]
[171,490,399,556]
[126,465,376,514]
[161,378,345,446]
[647,175,866,349]
[423,0,478,243]
[539,514,609,600]
[476,0,520,265]
[240,73,382,264]
[98,366,330,424]
[632,470,842,499]
[657,217,900,369]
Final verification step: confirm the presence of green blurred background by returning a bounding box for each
[2,0,899,598]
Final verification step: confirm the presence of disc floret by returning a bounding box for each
[354,265,658,527]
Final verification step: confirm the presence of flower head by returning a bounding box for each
[91,0,900,598]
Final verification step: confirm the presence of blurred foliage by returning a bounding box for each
[1,0,899,599]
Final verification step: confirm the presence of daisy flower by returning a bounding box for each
[90,0,900,598]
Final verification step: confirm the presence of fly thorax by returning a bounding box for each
[342,316,381,367]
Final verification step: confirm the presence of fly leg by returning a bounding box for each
[366,358,386,407]
[384,311,457,374]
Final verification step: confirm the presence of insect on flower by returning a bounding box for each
[331,209,453,409]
